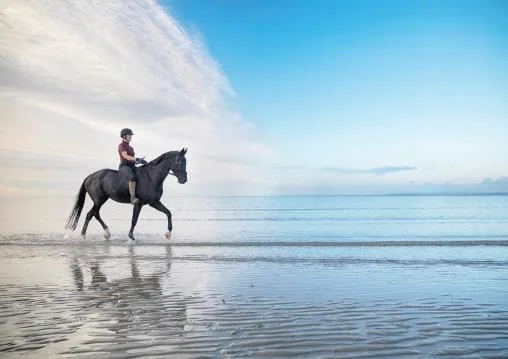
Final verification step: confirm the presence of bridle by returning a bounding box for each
[143,155,185,179]
[171,154,186,179]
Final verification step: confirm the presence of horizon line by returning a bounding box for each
[1,192,508,199]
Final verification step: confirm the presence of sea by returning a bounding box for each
[0,195,507,358]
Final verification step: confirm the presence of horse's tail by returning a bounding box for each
[65,179,87,231]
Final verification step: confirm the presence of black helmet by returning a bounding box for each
[120,128,134,137]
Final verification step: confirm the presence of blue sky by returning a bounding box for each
[167,0,508,193]
[0,0,506,196]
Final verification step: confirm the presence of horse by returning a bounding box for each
[65,148,187,240]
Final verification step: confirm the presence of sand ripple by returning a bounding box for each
[1,283,508,358]
[1,238,507,358]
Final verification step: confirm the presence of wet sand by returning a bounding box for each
[1,236,508,358]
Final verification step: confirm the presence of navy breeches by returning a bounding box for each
[119,164,137,181]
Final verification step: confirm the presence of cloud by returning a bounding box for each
[482,176,508,185]
[320,165,417,175]
[269,177,508,196]
[0,0,269,196]
[370,166,418,175]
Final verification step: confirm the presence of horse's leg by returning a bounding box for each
[149,201,172,240]
[80,205,96,239]
[94,198,110,239]
[80,196,109,239]
[128,203,143,240]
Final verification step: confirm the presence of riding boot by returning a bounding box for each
[128,181,139,204]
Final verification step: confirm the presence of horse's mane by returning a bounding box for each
[148,151,179,166]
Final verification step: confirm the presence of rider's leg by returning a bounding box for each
[120,164,139,204]
[128,181,139,204]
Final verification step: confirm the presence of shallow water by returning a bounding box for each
[1,195,508,357]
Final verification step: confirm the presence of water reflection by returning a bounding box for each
[68,244,189,352]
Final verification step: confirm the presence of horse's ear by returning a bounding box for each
[181,148,187,155]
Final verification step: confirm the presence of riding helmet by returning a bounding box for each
[120,128,134,137]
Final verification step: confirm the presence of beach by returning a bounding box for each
[1,195,508,358]
[3,0,508,356]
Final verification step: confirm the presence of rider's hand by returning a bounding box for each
[135,157,147,165]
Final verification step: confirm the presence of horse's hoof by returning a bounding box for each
[165,232,171,240]
[80,233,86,240]
[129,233,135,241]
[104,229,111,240]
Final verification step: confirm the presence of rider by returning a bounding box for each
[118,128,147,204]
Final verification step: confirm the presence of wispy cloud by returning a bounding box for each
[0,0,269,196]
[320,166,417,175]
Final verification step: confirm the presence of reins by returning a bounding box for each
[143,162,177,177]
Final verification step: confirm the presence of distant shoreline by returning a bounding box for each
[221,192,508,198]
[383,192,508,197]
[1,192,508,199]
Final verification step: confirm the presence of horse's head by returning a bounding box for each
[172,148,188,184]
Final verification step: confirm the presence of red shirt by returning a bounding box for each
[118,141,135,164]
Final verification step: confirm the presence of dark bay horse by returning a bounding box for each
[65,148,187,240]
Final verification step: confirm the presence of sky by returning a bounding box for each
[0,0,507,197]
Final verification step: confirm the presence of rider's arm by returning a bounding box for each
[121,151,136,162]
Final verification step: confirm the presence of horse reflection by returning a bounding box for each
[70,245,188,339]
